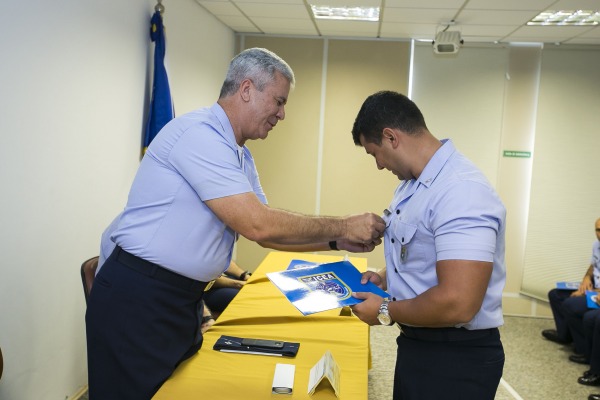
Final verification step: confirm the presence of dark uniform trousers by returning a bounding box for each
[86,247,208,400]
[394,325,505,400]
[562,294,594,355]
[547,288,577,343]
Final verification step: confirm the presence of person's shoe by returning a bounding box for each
[569,354,590,364]
[589,394,600,400]
[541,329,570,344]
[578,373,600,386]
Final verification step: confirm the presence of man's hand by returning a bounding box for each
[350,292,386,325]
[337,238,382,253]
[219,277,246,289]
[344,213,386,244]
[573,278,593,297]
[200,317,215,334]
[359,270,385,287]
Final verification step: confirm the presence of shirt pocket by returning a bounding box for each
[386,221,427,272]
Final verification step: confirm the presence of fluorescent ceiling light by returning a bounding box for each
[310,5,380,21]
[527,10,600,26]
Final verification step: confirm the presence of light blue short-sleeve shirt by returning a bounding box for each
[110,103,267,281]
[591,241,600,288]
[98,213,122,270]
[383,139,506,329]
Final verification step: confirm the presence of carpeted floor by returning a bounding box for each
[368,315,599,400]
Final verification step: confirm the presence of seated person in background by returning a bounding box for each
[203,260,251,320]
[542,217,600,357]
[200,301,215,333]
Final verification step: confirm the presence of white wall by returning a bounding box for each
[166,0,235,112]
[521,47,600,300]
[0,1,234,398]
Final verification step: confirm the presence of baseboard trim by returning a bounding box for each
[503,313,552,319]
[69,385,88,400]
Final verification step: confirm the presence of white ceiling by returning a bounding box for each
[193,0,600,46]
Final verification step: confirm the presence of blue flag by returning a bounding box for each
[143,11,174,154]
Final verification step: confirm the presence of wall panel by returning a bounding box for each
[236,37,410,270]
[320,39,410,269]
[236,37,325,269]
[521,48,600,300]
[412,44,508,186]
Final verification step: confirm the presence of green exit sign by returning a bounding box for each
[503,150,531,158]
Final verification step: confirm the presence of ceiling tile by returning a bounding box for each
[316,19,379,36]
[580,27,600,37]
[217,15,260,32]
[380,22,439,39]
[384,0,465,8]
[252,16,317,31]
[236,3,310,18]
[232,0,304,3]
[457,10,539,25]
[512,25,592,38]
[460,24,520,37]
[465,0,556,11]
[197,1,244,16]
[383,7,458,24]
[552,0,600,10]
[193,0,600,45]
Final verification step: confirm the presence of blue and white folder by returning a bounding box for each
[267,260,389,316]
[286,259,321,270]
[556,281,580,290]
[586,291,600,309]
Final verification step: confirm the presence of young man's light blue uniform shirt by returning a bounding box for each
[592,241,600,288]
[111,103,267,282]
[383,139,506,330]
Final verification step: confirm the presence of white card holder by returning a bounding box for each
[272,363,295,394]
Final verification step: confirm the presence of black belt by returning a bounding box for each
[399,324,497,342]
[114,246,209,292]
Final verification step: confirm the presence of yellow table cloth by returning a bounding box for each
[153,251,370,400]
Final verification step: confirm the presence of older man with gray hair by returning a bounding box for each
[86,48,385,399]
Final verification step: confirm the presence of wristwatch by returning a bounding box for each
[377,298,394,326]
[239,270,252,280]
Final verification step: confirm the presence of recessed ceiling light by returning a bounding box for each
[310,5,380,22]
[527,10,600,26]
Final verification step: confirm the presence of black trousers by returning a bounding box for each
[393,327,504,400]
[203,286,239,313]
[583,309,600,371]
[562,294,593,355]
[86,247,207,400]
[547,288,576,343]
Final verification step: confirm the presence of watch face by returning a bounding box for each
[378,299,392,325]
[378,313,392,326]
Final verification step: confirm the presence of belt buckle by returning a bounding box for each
[204,280,215,292]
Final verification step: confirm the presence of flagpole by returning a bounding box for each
[155,0,164,15]
[142,0,174,158]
